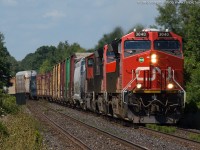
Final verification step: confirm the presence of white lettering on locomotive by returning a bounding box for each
[135,67,161,81]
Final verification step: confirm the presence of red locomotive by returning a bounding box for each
[15,29,185,124]
[85,29,185,123]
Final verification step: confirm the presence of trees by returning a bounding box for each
[156,0,182,34]
[20,41,86,74]
[182,1,200,104]
[94,27,124,50]
[20,46,57,72]
[127,24,145,33]
[0,33,11,89]
[156,0,200,104]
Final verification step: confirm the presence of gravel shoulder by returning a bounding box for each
[27,99,194,150]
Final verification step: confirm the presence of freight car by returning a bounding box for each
[23,29,185,124]
[15,70,37,100]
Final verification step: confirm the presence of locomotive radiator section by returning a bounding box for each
[123,67,184,124]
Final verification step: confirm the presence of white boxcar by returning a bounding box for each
[15,70,37,97]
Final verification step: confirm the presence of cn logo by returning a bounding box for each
[135,67,161,81]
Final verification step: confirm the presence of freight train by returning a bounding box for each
[15,29,185,124]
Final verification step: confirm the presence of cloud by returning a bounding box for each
[43,10,65,20]
[0,0,17,6]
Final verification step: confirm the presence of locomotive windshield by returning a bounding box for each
[124,40,151,57]
[124,40,151,50]
[154,40,180,50]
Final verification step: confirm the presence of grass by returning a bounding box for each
[0,109,44,150]
[146,124,176,134]
[0,122,9,137]
[189,133,200,142]
[0,92,19,115]
[0,92,45,150]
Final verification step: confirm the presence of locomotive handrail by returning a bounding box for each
[122,70,136,104]
[172,70,186,107]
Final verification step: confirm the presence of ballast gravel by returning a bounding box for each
[28,100,194,150]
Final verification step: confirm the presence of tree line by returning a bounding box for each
[0,0,199,108]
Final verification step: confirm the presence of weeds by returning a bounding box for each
[0,121,9,137]
[0,110,44,150]
[146,124,176,134]
[34,129,43,149]
[0,92,19,115]
[189,133,200,142]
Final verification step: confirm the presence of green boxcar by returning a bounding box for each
[65,58,70,101]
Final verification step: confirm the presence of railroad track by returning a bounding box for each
[42,103,148,150]
[27,103,91,150]
[139,126,200,149]
[177,127,200,135]
[41,112,92,150]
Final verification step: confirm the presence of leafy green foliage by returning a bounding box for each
[20,46,57,72]
[39,59,52,74]
[0,91,19,115]
[20,41,86,73]
[156,0,200,106]
[156,0,182,34]
[34,129,43,148]
[2,96,19,115]
[0,121,9,137]
[95,27,124,50]
[127,24,145,33]
[0,33,12,88]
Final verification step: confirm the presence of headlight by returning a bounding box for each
[151,54,157,63]
[136,83,142,89]
[167,83,174,89]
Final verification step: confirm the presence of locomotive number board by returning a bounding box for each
[135,32,147,37]
[158,32,172,37]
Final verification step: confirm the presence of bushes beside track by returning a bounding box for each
[0,91,19,115]
[0,91,44,149]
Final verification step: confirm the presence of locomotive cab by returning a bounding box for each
[121,29,185,124]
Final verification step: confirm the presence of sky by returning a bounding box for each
[0,0,159,61]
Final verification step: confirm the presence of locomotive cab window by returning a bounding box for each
[154,40,181,56]
[106,51,115,63]
[124,40,151,57]
[154,40,180,50]
[87,58,94,67]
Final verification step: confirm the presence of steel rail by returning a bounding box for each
[177,127,200,135]
[41,113,92,150]
[27,103,91,150]
[44,104,148,150]
[140,126,200,148]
